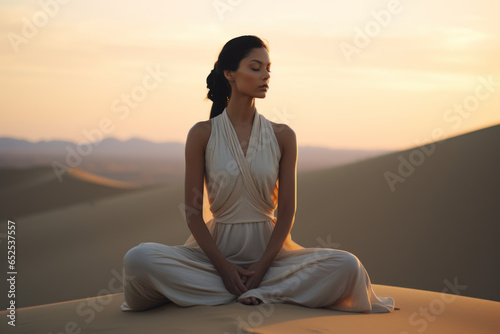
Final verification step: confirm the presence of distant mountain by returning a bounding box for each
[0,136,186,156]
[0,136,393,185]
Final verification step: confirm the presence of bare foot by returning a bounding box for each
[238,297,262,305]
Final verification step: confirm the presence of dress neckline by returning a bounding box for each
[222,107,259,159]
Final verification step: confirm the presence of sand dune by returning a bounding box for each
[0,124,498,332]
[292,124,500,302]
[0,183,186,309]
[1,285,498,334]
[0,166,146,219]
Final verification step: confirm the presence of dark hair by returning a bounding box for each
[206,35,269,119]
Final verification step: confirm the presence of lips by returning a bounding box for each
[259,84,269,88]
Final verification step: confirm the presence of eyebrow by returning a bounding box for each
[249,60,271,65]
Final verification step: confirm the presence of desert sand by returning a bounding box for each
[0,124,499,332]
[1,285,499,333]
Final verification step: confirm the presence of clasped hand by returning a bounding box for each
[218,260,268,297]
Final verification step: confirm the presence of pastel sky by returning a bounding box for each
[1,0,499,150]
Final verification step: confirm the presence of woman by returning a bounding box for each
[121,35,396,313]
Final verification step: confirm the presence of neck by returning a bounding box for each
[225,93,256,127]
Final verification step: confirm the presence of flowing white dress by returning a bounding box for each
[121,107,395,313]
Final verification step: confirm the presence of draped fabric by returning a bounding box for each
[121,107,395,313]
[183,106,303,254]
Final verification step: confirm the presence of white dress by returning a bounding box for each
[121,107,395,313]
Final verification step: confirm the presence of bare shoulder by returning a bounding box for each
[190,119,211,135]
[270,121,297,158]
[187,119,212,150]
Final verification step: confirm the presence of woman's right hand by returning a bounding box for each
[216,261,255,296]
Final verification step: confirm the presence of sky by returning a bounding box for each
[1,0,499,151]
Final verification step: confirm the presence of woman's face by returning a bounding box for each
[226,47,271,99]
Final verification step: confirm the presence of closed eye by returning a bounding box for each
[252,68,271,73]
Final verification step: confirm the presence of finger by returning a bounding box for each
[241,271,255,278]
[226,278,246,296]
[239,267,255,275]
[231,285,244,296]
[237,278,248,294]
[228,271,246,294]
[244,278,253,290]
[248,277,260,290]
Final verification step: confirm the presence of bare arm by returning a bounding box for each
[184,121,228,272]
[258,124,298,268]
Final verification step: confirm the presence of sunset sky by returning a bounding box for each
[1,0,498,150]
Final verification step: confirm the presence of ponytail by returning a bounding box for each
[206,62,231,119]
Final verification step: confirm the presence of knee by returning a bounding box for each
[123,244,152,274]
[321,249,361,275]
[341,251,361,273]
[325,250,360,274]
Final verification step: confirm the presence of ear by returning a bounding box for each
[224,69,235,82]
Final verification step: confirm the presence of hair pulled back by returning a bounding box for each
[206,35,269,119]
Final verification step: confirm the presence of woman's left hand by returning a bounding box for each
[241,261,269,290]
